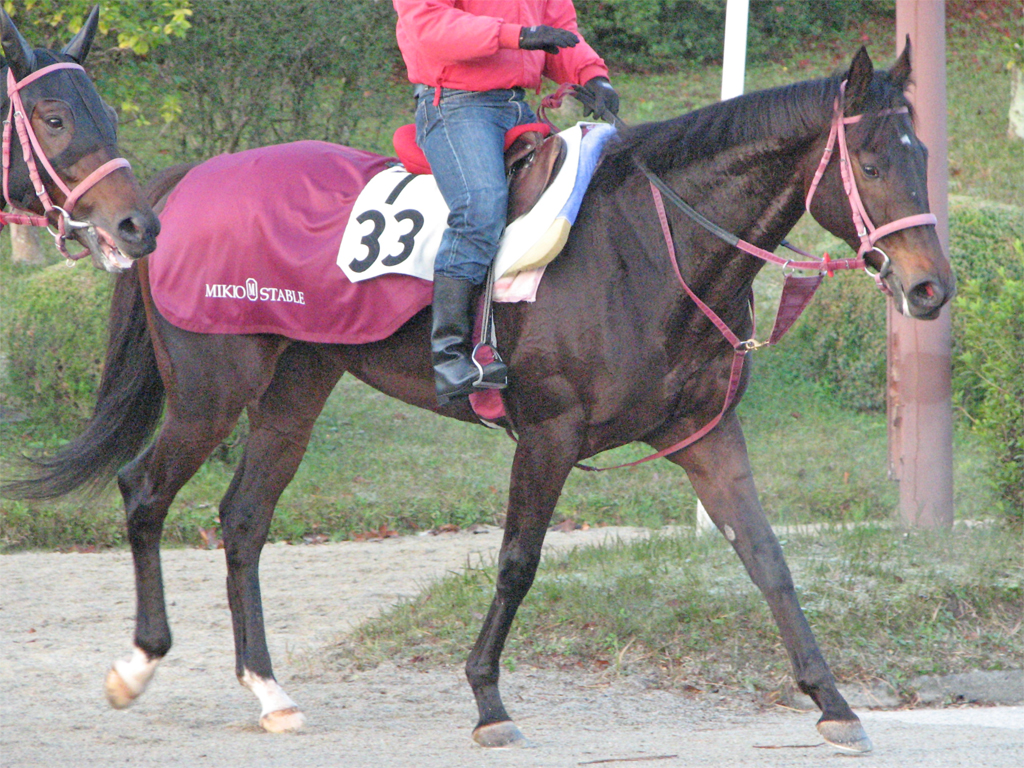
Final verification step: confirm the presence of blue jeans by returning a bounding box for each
[416,88,538,285]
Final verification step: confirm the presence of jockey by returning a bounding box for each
[393,0,619,405]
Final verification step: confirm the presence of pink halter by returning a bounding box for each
[2,62,131,260]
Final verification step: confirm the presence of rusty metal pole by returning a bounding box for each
[888,0,954,528]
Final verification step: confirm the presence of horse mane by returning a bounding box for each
[595,68,913,189]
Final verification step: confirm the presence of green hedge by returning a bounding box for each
[578,0,894,70]
[782,272,888,412]
[0,265,114,431]
[775,200,1022,522]
[151,0,401,159]
[953,267,1023,523]
[781,201,1024,413]
[2,210,1019,520]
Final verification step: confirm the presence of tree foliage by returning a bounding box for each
[6,0,191,54]
[5,1,192,123]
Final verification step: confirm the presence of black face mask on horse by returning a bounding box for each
[1,6,159,269]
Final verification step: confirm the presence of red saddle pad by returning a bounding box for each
[148,140,432,345]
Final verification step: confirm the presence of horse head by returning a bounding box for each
[805,42,955,320]
[1,6,159,271]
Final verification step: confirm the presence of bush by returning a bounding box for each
[780,271,888,412]
[578,0,894,70]
[949,200,1024,285]
[952,258,1024,525]
[0,265,114,430]
[778,201,1024,415]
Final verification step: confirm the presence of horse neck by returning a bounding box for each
[655,129,827,324]
[688,132,821,255]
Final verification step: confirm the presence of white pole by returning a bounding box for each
[721,0,750,100]
[697,0,750,534]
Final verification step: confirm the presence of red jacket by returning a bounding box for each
[393,0,609,93]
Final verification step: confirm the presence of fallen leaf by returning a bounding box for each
[198,527,222,550]
[550,519,581,532]
[430,523,460,535]
[352,524,399,541]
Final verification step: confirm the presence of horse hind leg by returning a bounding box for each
[218,343,346,733]
[106,409,244,710]
[666,412,872,753]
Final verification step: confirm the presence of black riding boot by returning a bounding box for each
[431,275,507,406]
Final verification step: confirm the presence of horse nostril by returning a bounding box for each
[908,280,944,310]
[117,215,142,244]
[118,211,161,248]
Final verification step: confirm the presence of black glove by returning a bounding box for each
[576,77,620,121]
[519,25,579,55]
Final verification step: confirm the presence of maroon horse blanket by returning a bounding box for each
[148,141,433,344]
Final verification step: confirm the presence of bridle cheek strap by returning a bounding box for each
[2,64,132,260]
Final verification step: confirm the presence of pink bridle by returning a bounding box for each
[1,62,131,260]
[805,80,937,274]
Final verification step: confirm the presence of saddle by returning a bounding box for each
[392,123,567,222]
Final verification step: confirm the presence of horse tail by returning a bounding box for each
[0,167,194,500]
[2,265,165,500]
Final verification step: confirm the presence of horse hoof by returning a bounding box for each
[817,718,873,753]
[260,707,306,733]
[472,720,533,748]
[104,666,139,709]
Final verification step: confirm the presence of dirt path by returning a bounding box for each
[2,526,1021,767]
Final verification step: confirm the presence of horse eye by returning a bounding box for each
[862,164,880,179]
[45,117,65,131]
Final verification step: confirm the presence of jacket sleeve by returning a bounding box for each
[541,0,609,85]
[394,0,521,63]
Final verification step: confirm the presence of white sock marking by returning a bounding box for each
[240,669,299,717]
[112,646,160,697]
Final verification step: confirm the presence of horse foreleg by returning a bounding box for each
[107,415,239,709]
[467,416,581,748]
[665,411,871,753]
[219,344,345,733]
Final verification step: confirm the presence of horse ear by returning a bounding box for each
[890,35,913,91]
[844,46,874,113]
[1,6,38,81]
[61,5,100,64]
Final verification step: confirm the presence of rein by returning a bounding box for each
[576,82,937,472]
[1,62,131,261]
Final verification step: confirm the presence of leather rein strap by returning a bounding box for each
[1,63,131,260]
[578,84,938,472]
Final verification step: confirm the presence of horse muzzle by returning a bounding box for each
[68,209,159,273]
[885,264,956,320]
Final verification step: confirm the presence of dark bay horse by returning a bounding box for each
[5,45,953,753]
[0,7,159,267]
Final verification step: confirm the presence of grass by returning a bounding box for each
[0,354,1003,550]
[334,524,1022,700]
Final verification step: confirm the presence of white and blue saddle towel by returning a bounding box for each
[338,122,618,292]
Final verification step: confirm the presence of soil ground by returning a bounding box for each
[2,527,1021,767]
